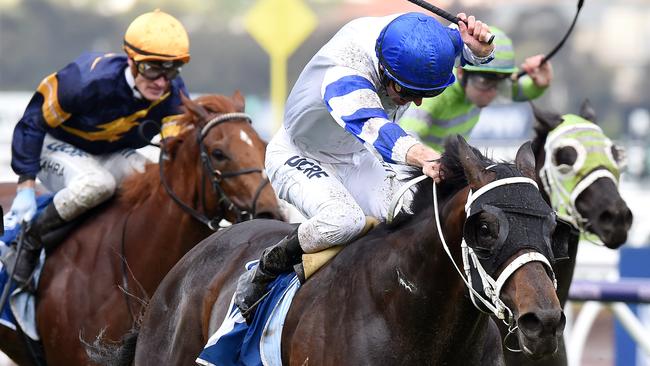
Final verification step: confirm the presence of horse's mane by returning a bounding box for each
[118,94,237,207]
[392,137,519,226]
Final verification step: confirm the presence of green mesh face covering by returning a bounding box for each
[539,114,623,244]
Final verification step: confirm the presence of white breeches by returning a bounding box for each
[37,134,149,221]
[265,128,416,253]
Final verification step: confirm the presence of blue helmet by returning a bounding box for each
[376,12,463,94]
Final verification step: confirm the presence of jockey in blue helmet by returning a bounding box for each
[376,12,463,98]
[234,12,494,322]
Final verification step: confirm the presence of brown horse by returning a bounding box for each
[0,92,282,365]
[99,136,566,365]
[498,101,633,365]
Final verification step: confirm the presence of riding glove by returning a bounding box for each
[10,187,37,222]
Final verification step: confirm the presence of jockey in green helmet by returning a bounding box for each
[399,27,553,152]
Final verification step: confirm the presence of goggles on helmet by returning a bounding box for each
[466,72,509,92]
[136,60,183,81]
[393,81,446,99]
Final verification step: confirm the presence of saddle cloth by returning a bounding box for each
[196,262,300,366]
[0,195,53,340]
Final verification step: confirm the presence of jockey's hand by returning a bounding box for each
[520,54,553,88]
[422,160,444,183]
[456,13,494,58]
[10,185,37,223]
[406,143,445,183]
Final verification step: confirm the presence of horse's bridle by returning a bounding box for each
[457,177,556,319]
[387,173,557,323]
[121,112,270,322]
[160,112,269,230]
[539,119,623,244]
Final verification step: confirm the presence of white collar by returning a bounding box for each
[124,66,143,99]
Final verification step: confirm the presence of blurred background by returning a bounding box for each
[0,0,649,365]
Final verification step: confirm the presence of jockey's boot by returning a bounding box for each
[234,226,303,322]
[12,203,66,288]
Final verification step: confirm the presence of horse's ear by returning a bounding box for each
[181,92,210,122]
[579,99,598,124]
[456,135,491,189]
[515,141,537,180]
[530,102,563,135]
[232,90,245,112]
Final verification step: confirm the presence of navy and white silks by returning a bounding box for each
[11,52,188,220]
[266,14,492,253]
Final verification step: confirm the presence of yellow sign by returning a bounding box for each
[245,0,317,130]
[245,0,317,58]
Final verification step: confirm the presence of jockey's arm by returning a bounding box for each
[12,62,81,183]
[321,66,419,165]
[321,66,444,181]
[512,55,553,102]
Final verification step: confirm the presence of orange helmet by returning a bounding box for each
[123,9,190,63]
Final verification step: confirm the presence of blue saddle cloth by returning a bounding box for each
[197,266,299,366]
[0,195,54,330]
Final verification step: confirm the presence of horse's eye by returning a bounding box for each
[478,223,491,237]
[211,149,227,161]
[553,146,577,167]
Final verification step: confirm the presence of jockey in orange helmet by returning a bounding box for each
[2,9,190,289]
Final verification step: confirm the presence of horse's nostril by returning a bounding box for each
[599,210,613,224]
[518,313,542,337]
[518,310,564,338]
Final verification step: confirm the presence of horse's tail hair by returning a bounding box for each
[80,326,140,366]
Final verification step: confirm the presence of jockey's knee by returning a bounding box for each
[55,170,116,220]
[72,170,117,205]
[300,202,366,253]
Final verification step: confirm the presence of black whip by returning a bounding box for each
[407,0,495,44]
[517,0,585,78]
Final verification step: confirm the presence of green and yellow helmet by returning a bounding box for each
[462,27,516,74]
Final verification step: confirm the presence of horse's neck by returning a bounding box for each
[381,188,481,331]
[400,188,494,360]
[124,157,213,277]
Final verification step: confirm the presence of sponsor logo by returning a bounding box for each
[40,159,65,177]
[46,142,89,157]
[284,156,329,179]
[121,149,136,158]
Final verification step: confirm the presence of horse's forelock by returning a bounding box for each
[439,137,494,191]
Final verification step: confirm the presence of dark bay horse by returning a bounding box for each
[103,136,566,365]
[0,92,282,365]
[499,101,633,365]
